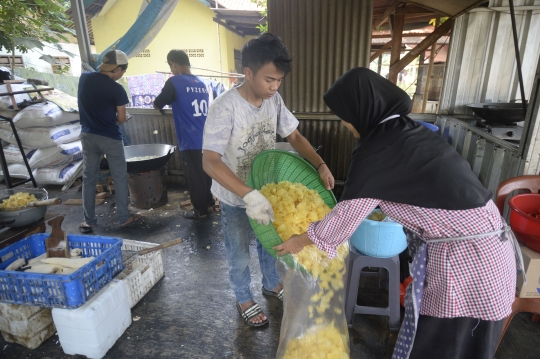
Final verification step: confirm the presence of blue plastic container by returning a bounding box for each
[349,209,407,258]
[0,234,123,309]
[417,120,439,132]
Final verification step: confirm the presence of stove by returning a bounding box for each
[127,167,168,209]
[475,121,523,141]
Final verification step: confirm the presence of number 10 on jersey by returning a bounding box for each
[192,99,208,117]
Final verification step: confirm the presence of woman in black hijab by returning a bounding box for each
[274,68,519,359]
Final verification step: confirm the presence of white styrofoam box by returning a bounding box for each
[117,239,164,308]
[52,280,132,359]
[0,302,55,349]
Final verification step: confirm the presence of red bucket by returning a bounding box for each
[508,194,540,252]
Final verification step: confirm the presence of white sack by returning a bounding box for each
[29,140,83,169]
[33,160,82,185]
[0,163,31,179]
[0,84,31,110]
[11,102,79,128]
[2,144,36,164]
[0,122,81,148]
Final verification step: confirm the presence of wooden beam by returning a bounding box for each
[395,5,436,15]
[213,17,244,37]
[422,18,439,113]
[389,13,405,83]
[372,0,402,30]
[388,18,453,81]
[372,33,442,38]
[370,41,392,62]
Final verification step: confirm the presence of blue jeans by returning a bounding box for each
[81,132,130,225]
[221,202,281,304]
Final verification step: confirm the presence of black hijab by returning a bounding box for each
[323,68,491,210]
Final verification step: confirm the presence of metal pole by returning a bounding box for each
[70,0,93,70]
[509,0,527,115]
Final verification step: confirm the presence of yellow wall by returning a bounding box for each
[91,0,256,78]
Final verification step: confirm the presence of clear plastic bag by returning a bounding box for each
[276,243,350,359]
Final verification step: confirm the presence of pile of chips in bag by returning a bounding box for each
[261,181,349,359]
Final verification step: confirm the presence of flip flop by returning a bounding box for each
[119,214,143,228]
[79,222,95,234]
[236,302,269,327]
[262,286,284,301]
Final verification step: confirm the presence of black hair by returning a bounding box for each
[167,50,190,67]
[118,64,128,71]
[241,33,292,75]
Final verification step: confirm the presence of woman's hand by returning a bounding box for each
[273,233,314,256]
[318,164,334,190]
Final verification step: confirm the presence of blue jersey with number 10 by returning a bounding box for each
[169,74,209,151]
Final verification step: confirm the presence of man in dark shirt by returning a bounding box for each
[153,50,214,219]
[78,49,141,233]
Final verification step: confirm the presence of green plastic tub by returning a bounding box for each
[247,150,336,266]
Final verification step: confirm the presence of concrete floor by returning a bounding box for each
[1,184,539,359]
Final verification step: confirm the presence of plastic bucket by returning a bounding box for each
[349,209,407,258]
[508,194,540,252]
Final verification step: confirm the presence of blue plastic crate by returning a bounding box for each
[0,234,123,309]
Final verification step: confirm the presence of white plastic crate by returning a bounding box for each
[117,239,164,308]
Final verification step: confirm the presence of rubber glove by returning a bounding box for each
[243,189,275,226]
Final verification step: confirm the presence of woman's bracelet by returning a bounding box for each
[316,162,326,171]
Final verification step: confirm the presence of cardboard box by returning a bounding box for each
[516,246,540,298]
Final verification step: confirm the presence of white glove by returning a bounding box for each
[243,190,275,226]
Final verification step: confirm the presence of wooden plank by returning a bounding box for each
[422,17,439,113]
[370,41,392,62]
[388,13,405,84]
[0,212,59,249]
[372,0,402,30]
[388,18,453,81]
[64,198,105,205]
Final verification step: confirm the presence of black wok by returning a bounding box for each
[124,144,176,173]
[467,103,526,124]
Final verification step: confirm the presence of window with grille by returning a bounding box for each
[51,57,71,74]
[0,55,24,69]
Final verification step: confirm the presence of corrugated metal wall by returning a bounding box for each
[440,0,540,114]
[268,0,373,188]
[269,0,373,112]
[435,116,525,194]
[123,109,185,184]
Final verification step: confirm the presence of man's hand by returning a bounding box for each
[273,233,313,256]
[243,190,274,226]
[318,163,334,190]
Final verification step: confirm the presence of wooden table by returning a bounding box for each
[0,212,59,249]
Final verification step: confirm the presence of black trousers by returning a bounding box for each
[409,315,505,359]
[181,150,214,215]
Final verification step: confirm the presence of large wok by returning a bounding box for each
[467,103,526,124]
[124,144,176,173]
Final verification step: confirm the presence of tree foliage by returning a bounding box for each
[250,0,268,33]
[0,0,74,67]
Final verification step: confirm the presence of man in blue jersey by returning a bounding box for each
[78,49,142,233]
[153,50,214,219]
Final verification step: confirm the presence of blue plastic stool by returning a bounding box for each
[345,246,401,331]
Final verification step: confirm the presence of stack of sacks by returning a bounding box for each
[0,90,83,186]
[0,144,36,180]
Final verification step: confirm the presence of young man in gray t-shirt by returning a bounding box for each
[202,33,334,327]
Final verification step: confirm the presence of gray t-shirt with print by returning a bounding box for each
[202,87,299,207]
